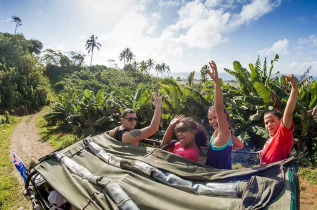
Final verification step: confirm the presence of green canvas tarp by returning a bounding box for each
[34,132,299,210]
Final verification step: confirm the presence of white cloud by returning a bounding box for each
[83,0,284,69]
[78,0,143,19]
[289,61,317,75]
[161,0,282,51]
[205,0,234,9]
[298,35,317,46]
[0,18,10,23]
[289,61,298,67]
[204,0,222,8]
[46,42,67,51]
[158,0,181,7]
[259,39,289,55]
[230,0,281,28]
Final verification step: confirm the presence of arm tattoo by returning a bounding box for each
[129,129,142,137]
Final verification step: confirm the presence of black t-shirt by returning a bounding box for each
[114,126,129,142]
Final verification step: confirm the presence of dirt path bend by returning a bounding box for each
[10,109,55,188]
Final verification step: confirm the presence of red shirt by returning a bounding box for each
[260,120,294,166]
[173,142,200,162]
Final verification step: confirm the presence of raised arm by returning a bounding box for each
[122,92,162,144]
[283,74,299,129]
[161,115,184,152]
[206,60,230,146]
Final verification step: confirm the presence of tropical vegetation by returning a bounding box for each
[0,32,50,112]
[1,32,316,166]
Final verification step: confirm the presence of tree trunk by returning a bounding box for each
[90,48,94,66]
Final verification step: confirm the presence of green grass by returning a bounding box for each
[0,116,30,209]
[299,167,317,185]
[0,110,76,210]
[36,115,77,149]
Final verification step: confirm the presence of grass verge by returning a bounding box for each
[36,115,77,150]
[0,116,29,209]
[299,167,317,185]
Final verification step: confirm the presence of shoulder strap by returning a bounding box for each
[210,131,232,150]
[114,126,120,140]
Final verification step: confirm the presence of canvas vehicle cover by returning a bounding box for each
[30,132,300,210]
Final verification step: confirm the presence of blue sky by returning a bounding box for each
[0,0,317,76]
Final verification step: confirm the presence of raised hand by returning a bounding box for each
[170,115,185,126]
[285,74,299,90]
[152,92,162,108]
[206,60,219,82]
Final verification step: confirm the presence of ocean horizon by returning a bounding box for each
[154,71,317,81]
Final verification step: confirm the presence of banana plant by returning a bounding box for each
[132,83,153,126]
[224,55,283,148]
[160,77,210,124]
[225,55,317,160]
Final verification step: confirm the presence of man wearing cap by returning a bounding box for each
[109,92,162,146]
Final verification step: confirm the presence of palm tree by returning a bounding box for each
[119,51,126,66]
[126,50,135,65]
[85,35,101,66]
[146,58,155,75]
[131,60,139,71]
[139,61,148,74]
[166,66,171,77]
[154,64,161,77]
[160,63,170,78]
[119,48,135,68]
[11,16,22,34]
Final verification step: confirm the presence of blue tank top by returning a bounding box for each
[205,132,232,169]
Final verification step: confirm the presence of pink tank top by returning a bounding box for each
[173,142,200,162]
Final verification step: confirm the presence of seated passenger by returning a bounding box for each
[109,92,162,146]
[204,60,243,170]
[161,116,208,162]
[109,108,137,141]
[259,74,298,166]
[208,106,244,151]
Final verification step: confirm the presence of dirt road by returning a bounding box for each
[9,110,55,196]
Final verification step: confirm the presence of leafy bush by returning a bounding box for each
[0,111,11,124]
[0,33,49,110]
[44,89,126,137]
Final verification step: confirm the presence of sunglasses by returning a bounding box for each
[124,117,138,122]
[174,126,190,133]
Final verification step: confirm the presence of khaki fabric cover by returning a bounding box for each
[35,133,299,210]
